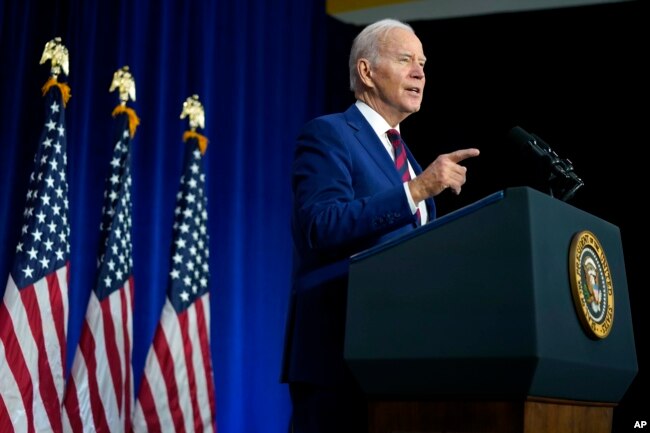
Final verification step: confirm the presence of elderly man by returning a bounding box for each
[281,18,479,432]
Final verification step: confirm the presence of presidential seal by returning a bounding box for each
[569,230,614,339]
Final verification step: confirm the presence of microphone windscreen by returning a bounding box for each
[507,126,533,147]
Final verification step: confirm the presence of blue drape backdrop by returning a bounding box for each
[1,1,328,432]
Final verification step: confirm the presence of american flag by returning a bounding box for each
[0,82,70,433]
[62,110,136,432]
[131,135,217,433]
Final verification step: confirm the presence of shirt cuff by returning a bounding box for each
[403,182,418,214]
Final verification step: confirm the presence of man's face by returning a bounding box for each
[368,28,426,125]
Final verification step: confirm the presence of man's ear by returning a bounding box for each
[357,59,374,88]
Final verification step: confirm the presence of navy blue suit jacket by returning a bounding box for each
[282,104,436,387]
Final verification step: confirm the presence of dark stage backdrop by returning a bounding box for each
[1,1,328,432]
[320,2,648,431]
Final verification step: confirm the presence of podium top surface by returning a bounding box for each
[352,189,505,262]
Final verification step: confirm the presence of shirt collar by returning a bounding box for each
[355,100,400,138]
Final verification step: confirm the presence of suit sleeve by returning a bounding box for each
[293,117,415,253]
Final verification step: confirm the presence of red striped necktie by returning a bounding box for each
[387,128,421,226]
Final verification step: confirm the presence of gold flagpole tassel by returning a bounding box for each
[40,37,71,106]
[110,66,140,137]
[181,94,208,155]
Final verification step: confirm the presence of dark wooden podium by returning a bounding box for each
[344,187,638,433]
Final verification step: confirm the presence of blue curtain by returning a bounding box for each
[1,1,329,431]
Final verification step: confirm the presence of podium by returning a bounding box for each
[345,187,638,433]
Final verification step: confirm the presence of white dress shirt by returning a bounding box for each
[355,100,428,224]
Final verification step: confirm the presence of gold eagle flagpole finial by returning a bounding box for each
[109,66,136,106]
[180,94,205,131]
[39,37,71,106]
[181,94,208,154]
[110,65,140,137]
[39,37,69,80]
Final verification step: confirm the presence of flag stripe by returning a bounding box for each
[187,303,209,430]
[133,376,162,433]
[121,277,134,432]
[195,295,217,430]
[49,267,68,375]
[62,379,83,433]
[62,303,94,431]
[161,303,196,433]
[0,394,16,433]
[0,338,21,433]
[178,309,203,433]
[136,347,175,433]
[78,317,112,432]
[188,295,214,432]
[154,312,188,433]
[0,280,36,433]
[23,282,61,433]
[101,289,125,413]
[40,270,68,398]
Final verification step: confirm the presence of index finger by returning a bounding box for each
[447,148,480,164]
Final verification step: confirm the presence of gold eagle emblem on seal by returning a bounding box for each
[569,230,614,339]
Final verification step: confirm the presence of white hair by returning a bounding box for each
[348,18,414,93]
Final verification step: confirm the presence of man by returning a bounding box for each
[281,18,479,432]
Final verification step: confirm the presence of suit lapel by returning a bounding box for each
[343,104,437,221]
[344,105,402,185]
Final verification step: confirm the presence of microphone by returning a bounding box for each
[507,126,583,201]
